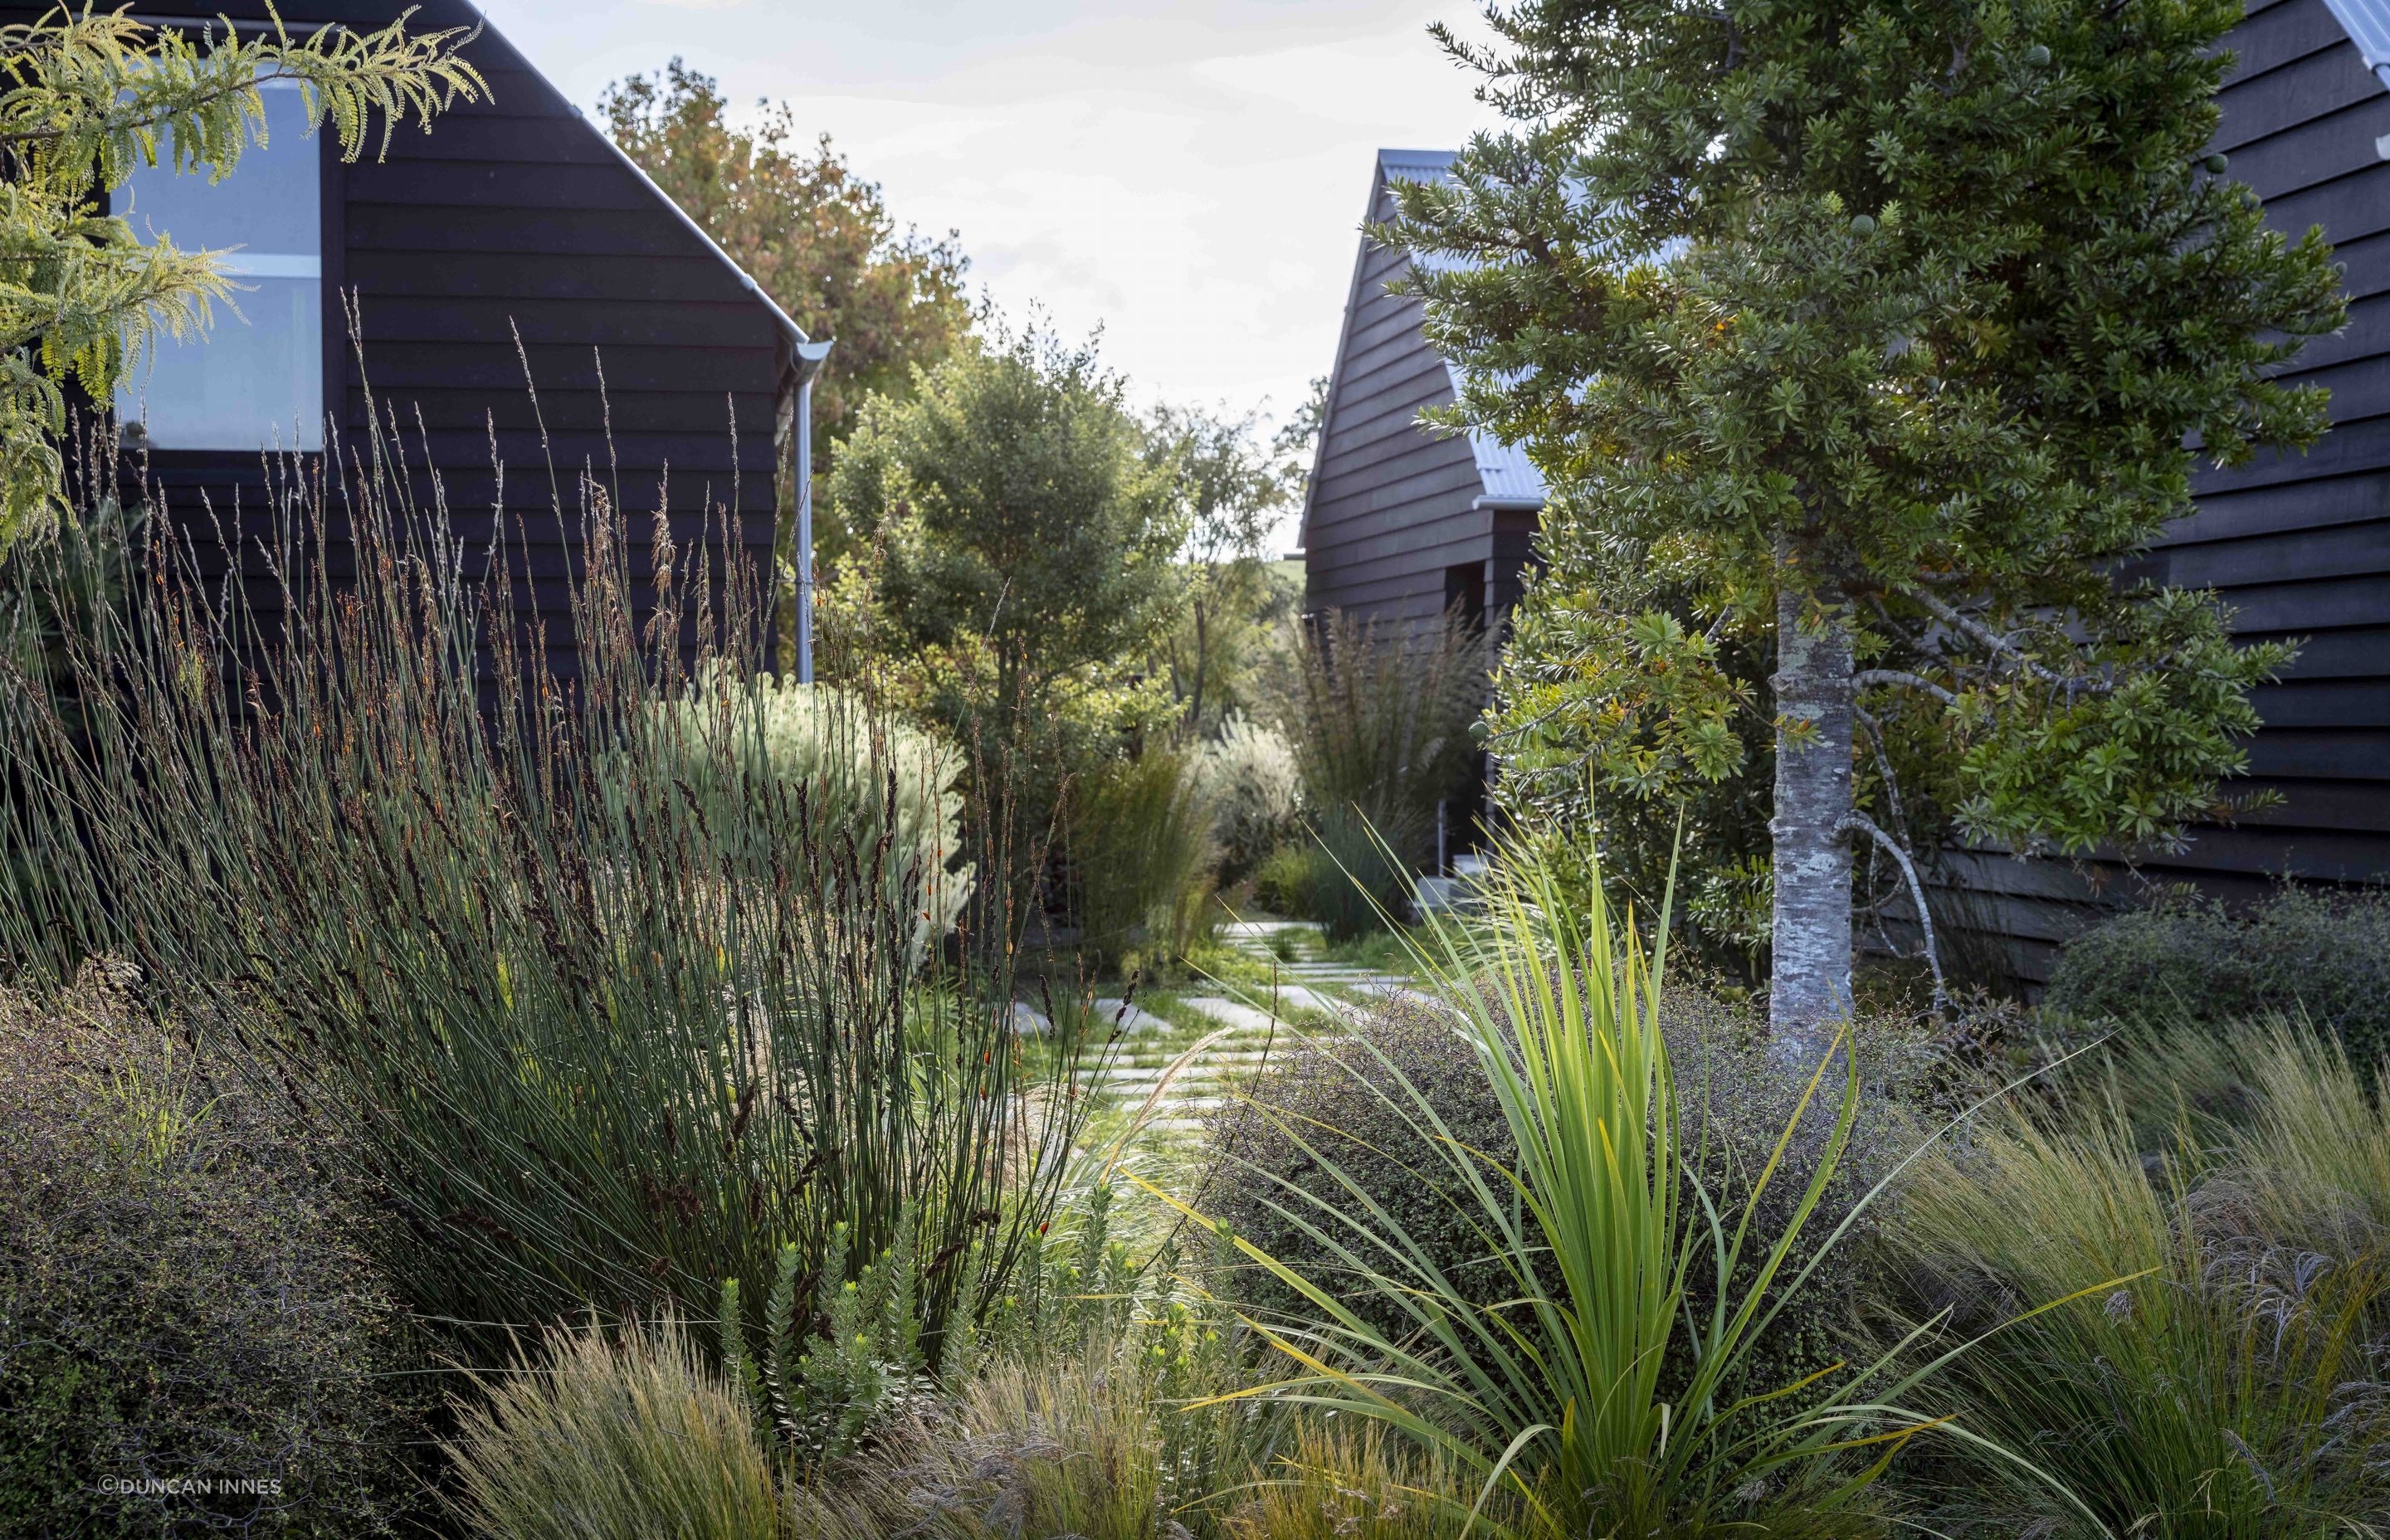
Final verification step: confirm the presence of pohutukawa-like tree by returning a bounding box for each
[1397,0,2344,1042]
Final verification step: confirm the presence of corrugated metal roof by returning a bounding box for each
[2319,0,2390,91]
[1373,149,1549,509]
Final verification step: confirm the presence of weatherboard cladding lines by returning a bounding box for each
[16,0,803,667]
[1302,0,2390,987]
[1301,149,1549,631]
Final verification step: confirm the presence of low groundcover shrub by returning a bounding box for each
[0,969,432,1538]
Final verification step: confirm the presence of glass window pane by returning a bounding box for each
[114,81,323,451]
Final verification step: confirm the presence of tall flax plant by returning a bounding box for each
[1158,835,2080,1538]
[0,410,1085,1367]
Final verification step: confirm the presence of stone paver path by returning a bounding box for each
[1059,919,1433,1138]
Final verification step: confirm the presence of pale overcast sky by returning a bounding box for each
[480,0,1505,551]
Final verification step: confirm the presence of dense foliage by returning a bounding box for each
[1071,747,1219,976]
[1193,711,1303,889]
[1405,0,2345,1033]
[827,324,1186,748]
[0,972,432,1538]
[0,6,480,550]
[1148,405,1299,736]
[2044,885,2390,1070]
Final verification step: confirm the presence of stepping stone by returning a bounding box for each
[1009,1001,1053,1036]
[1246,984,1349,1017]
[1091,997,1173,1036]
[1222,919,1312,938]
[1178,997,1283,1034]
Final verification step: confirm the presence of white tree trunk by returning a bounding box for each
[1769,577,1856,1051]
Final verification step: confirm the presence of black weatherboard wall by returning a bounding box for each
[1300,150,1545,631]
[17,0,810,665]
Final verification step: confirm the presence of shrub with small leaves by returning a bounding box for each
[0,972,434,1538]
[2045,885,2390,1072]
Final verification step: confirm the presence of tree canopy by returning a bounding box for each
[599,60,973,482]
[1148,403,1297,737]
[1400,0,2345,1037]
[0,7,484,555]
[826,323,1186,742]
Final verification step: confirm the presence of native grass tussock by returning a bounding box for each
[1880,1021,2390,1537]
[0,399,1095,1396]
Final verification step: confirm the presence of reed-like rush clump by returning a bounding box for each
[1166,834,1981,1539]
[1281,603,1484,875]
[0,419,1085,1376]
[1070,744,1218,976]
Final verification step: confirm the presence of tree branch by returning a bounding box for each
[1836,809,1949,1016]
[1902,585,2111,700]
[1851,667,1958,706]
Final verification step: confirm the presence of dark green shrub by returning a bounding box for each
[0,972,433,1538]
[2045,885,2390,1070]
[1207,985,1921,1405]
[1250,841,1315,919]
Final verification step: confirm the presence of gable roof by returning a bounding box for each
[444,2,823,383]
[115,1,822,382]
[1300,147,1545,548]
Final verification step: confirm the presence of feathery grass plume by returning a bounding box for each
[1071,744,1220,977]
[1280,603,1484,876]
[1148,826,2082,1538]
[0,384,1091,1384]
[1193,709,1300,887]
[446,1314,803,1540]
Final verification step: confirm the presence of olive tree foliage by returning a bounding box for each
[1397,0,2344,1040]
[0,6,485,555]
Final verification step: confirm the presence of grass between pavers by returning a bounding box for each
[1006,920,1440,1255]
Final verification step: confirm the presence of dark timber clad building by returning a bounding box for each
[11,0,827,674]
[1300,149,1548,635]
[1301,0,2390,982]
